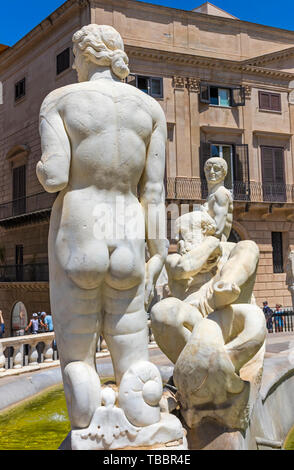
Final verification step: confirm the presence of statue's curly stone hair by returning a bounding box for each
[72,24,130,80]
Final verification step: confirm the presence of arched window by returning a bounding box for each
[11,301,27,337]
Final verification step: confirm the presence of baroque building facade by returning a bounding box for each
[1,0,294,335]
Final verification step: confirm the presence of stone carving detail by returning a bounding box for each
[80,388,140,447]
[173,76,186,89]
[151,156,267,431]
[187,77,200,93]
[37,23,186,450]
[244,84,252,100]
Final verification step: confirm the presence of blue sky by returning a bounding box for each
[1,0,294,47]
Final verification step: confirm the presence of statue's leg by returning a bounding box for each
[212,241,259,307]
[103,282,164,427]
[103,282,149,384]
[151,297,203,364]
[50,269,102,429]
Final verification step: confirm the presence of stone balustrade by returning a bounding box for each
[0,333,56,373]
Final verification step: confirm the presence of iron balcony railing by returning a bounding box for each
[0,263,49,283]
[0,191,57,222]
[166,178,294,203]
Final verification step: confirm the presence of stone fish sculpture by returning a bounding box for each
[37,24,186,450]
[151,157,267,433]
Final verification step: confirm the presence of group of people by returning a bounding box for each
[25,312,54,335]
[263,301,285,332]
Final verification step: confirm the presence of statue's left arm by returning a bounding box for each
[212,189,231,238]
[139,101,168,308]
[37,93,71,193]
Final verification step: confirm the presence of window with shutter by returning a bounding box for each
[57,48,70,75]
[200,142,211,198]
[272,232,284,273]
[199,84,210,103]
[12,165,26,216]
[199,84,245,107]
[134,75,163,98]
[261,146,285,202]
[259,91,281,112]
[231,87,245,107]
[15,78,26,101]
[233,144,249,200]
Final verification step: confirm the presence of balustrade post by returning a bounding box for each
[0,343,5,371]
[13,344,23,369]
[43,338,54,362]
[28,341,39,366]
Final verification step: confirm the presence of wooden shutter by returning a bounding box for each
[56,48,70,75]
[259,92,270,110]
[199,84,210,103]
[261,146,285,201]
[259,91,281,112]
[233,144,249,200]
[12,165,26,216]
[200,142,211,198]
[272,232,284,273]
[231,87,245,107]
[270,94,281,112]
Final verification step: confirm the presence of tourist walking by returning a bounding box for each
[263,301,273,333]
[25,313,40,335]
[274,304,284,332]
[0,310,4,338]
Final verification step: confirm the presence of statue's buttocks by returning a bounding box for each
[46,80,154,291]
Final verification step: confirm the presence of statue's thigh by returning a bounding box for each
[50,265,103,362]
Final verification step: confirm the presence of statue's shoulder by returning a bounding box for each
[124,83,166,122]
[40,83,83,114]
[214,186,233,204]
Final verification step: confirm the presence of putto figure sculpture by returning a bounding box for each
[37,24,186,450]
[151,156,266,435]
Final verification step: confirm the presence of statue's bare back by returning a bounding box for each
[44,80,161,290]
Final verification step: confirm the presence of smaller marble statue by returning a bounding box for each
[151,157,267,431]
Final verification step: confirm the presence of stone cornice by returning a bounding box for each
[243,47,294,67]
[126,46,294,82]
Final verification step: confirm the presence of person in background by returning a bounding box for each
[25,313,39,335]
[274,304,284,332]
[0,310,5,338]
[41,312,54,332]
[263,301,273,333]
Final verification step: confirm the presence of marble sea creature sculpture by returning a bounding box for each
[151,156,267,430]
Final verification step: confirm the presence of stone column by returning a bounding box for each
[187,78,201,178]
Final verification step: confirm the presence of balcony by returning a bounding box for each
[0,192,57,227]
[166,178,294,204]
[0,263,49,283]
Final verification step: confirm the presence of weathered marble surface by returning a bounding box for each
[151,157,267,432]
[37,24,186,450]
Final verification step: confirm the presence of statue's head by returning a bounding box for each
[72,24,130,82]
[175,210,216,255]
[204,157,227,185]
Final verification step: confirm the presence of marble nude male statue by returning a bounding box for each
[151,157,266,431]
[37,24,185,449]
